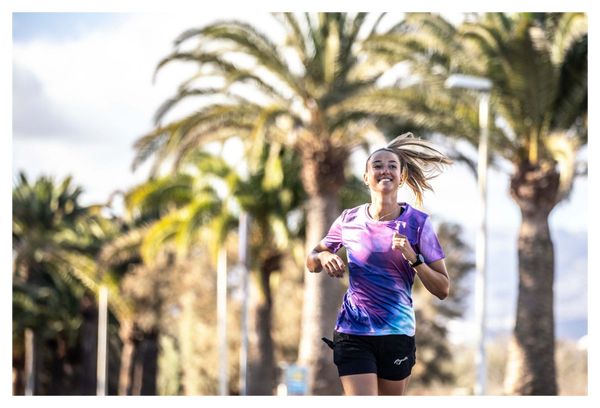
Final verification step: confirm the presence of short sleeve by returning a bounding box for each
[418,217,445,263]
[320,210,346,254]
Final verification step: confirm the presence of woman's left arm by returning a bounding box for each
[413,259,449,300]
[392,232,450,299]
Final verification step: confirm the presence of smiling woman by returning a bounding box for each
[7,10,591,397]
[306,132,453,395]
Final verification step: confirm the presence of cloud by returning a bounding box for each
[12,63,77,139]
[13,13,128,44]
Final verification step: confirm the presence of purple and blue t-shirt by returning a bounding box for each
[320,203,445,337]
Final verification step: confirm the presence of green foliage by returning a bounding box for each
[367,13,587,168]
[12,172,120,394]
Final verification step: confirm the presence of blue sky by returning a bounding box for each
[7,10,591,349]
[13,12,129,43]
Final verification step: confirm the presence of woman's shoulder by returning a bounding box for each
[402,203,430,224]
[339,204,366,222]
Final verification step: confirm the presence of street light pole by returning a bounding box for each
[96,285,108,396]
[444,74,492,396]
[238,212,250,396]
[217,246,228,396]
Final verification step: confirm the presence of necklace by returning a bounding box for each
[369,204,400,221]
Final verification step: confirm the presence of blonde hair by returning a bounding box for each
[366,132,453,206]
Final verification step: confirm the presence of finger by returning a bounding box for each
[328,256,343,269]
[329,268,342,278]
[325,261,342,276]
[325,265,336,277]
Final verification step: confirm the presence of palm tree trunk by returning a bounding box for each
[79,293,98,394]
[118,320,135,395]
[139,330,159,395]
[298,192,345,395]
[297,140,347,395]
[247,268,276,395]
[504,162,559,395]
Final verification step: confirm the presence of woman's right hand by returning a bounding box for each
[317,251,346,278]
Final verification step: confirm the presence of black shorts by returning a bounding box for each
[331,330,416,381]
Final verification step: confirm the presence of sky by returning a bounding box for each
[3,1,597,398]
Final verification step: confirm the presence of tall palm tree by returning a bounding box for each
[133,13,417,394]
[364,12,587,394]
[129,145,305,394]
[12,172,122,394]
[99,176,216,395]
[233,146,306,394]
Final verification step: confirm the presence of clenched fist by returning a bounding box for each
[392,231,417,264]
[318,251,346,278]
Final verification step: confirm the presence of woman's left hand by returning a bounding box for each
[392,231,417,263]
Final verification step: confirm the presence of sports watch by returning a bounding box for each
[409,253,424,268]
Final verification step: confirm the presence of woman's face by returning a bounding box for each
[364,150,403,194]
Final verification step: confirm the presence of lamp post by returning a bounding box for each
[96,285,108,396]
[444,74,492,396]
[217,245,228,395]
[238,212,250,395]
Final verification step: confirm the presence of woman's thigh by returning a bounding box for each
[377,376,410,395]
[340,373,378,395]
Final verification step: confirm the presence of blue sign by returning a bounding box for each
[283,364,308,395]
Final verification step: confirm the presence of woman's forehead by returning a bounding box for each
[369,150,399,163]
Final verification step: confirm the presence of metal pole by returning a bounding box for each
[238,212,249,395]
[97,286,108,396]
[217,246,228,395]
[24,329,34,395]
[444,74,492,396]
[474,92,490,395]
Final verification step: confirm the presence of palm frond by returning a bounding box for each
[196,20,305,97]
[544,131,581,202]
[124,174,194,217]
[274,13,308,66]
[141,191,220,263]
[98,225,147,267]
[550,13,587,66]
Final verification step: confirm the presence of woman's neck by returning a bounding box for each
[368,197,400,221]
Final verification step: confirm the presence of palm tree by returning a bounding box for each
[133,13,419,394]
[364,12,587,394]
[12,172,122,394]
[233,146,306,394]
[99,179,217,395]
[128,145,305,394]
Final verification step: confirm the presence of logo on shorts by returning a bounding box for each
[393,356,408,366]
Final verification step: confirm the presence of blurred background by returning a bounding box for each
[11,10,588,396]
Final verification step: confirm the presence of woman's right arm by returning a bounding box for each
[306,242,346,278]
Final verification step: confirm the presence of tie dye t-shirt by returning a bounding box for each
[321,203,445,336]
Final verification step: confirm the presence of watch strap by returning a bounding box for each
[410,253,424,268]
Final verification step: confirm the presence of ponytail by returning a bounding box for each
[369,132,453,206]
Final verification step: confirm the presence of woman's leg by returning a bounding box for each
[339,373,378,395]
[377,376,410,395]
